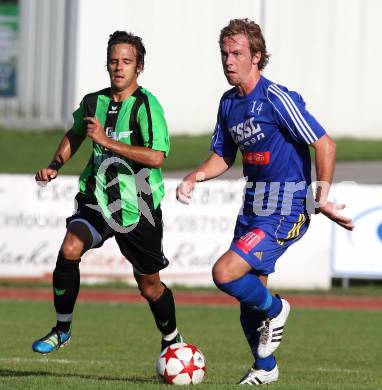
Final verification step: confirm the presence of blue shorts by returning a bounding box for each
[230,213,310,275]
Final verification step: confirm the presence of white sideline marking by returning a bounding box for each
[1,357,72,364]
[316,367,358,374]
[2,358,361,375]
[0,357,110,365]
[289,366,360,374]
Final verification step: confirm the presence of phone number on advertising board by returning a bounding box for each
[164,215,233,233]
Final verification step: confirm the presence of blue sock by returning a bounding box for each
[214,273,282,317]
[240,303,276,371]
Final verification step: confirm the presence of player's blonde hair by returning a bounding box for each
[219,19,270,70]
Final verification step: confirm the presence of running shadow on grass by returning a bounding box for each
[0,368,157,383]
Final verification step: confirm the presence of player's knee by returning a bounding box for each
[60,241,82,260]
[212,261,234,285]
[60,227,91,260]
[138,280,164,301]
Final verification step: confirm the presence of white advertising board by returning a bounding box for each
[0,174,333,289]
[332,183,382,278]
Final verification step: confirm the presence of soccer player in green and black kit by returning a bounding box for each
[32,31,183,354]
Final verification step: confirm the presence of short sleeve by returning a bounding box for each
[137,95,170,157]
[70,101,86,136]
[210,100,238,157]
[267,84,326,144]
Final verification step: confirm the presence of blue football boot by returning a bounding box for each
[32,327,71,354]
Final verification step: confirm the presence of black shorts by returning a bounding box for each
[66,193,169,274]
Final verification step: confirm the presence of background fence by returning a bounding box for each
[1,0,382,137]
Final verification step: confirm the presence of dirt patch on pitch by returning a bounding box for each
[0,288,381,310]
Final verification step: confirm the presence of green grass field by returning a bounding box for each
[1,130,382,174]
[0,299,381,389]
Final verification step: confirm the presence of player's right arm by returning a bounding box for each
[35,130,86,186]
[35,99,88,186]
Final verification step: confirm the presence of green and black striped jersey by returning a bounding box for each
[71,86,170,227]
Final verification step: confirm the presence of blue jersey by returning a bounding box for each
[211,75,326,216]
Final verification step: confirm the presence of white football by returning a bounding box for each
[157,342,207,385]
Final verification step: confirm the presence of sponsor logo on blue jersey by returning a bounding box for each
[228,117,265,149]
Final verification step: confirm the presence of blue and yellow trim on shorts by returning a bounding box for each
[276,213,307,246]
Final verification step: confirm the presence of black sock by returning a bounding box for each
[148,285,177,336]
[56,320,71,333]
[53,251,80,331]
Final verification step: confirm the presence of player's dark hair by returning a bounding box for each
[107,30,146,70]
[219,19,270,70]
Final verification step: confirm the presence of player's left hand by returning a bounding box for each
[319,201,354,231]
[85,116,108,146]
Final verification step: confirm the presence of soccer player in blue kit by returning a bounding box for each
[176,19,354,385]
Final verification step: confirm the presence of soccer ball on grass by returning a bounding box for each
[157,342,206,385]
